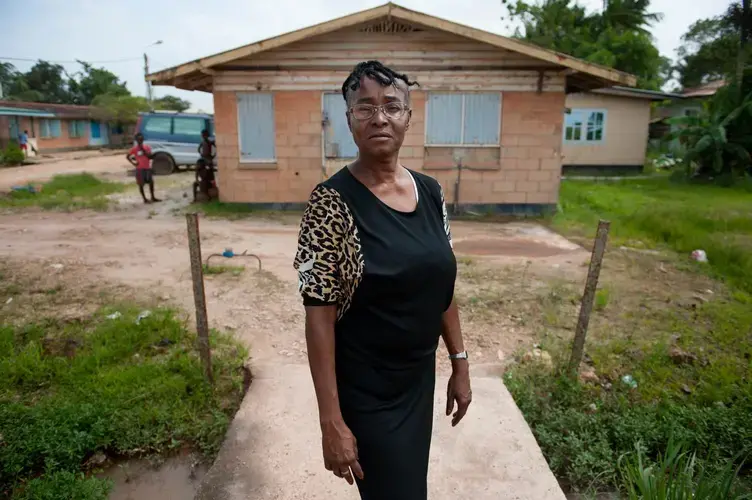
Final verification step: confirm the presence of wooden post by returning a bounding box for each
[186,213,213,384]
[569,220,610,374]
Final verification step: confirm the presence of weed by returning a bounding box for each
[0,304,247,497]
[0,174,124,212]
[507,178,752,495]
[619,439,750,499]
[203,264,245,277]
[594,288,610,311]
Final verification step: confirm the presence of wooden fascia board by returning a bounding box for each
[147,3,391,83]
[389,5,636,87]
[147,1,637,88]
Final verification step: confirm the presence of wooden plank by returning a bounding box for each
[148,3,636,88]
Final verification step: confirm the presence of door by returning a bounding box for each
[9,117,19,143]
[322,93,357,178]
[89,120,106,146]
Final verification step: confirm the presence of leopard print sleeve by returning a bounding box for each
[294,185,364,317]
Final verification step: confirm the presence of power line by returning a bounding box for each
[0,56,141,64]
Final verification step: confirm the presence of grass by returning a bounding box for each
[194,200,301,223]
[203,264,245,276]
[0,174,125,212]
[552,177,752,293]
[504,177,752,496]
[0,283,247,498]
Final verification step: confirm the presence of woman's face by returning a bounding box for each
[347,75,411,159]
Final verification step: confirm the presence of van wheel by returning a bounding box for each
[152,153,175,175]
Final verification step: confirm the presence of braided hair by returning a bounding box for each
[341,60,419,104]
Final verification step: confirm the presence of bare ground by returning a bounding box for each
[0,159,598,499]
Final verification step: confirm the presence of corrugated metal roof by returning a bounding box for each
[0,106,55,117]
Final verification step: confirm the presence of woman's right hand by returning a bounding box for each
[320,418,364,485]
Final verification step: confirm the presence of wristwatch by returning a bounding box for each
[448,351,468,360]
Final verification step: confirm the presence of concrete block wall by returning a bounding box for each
[214,90,323,204]
[215,89,564,208]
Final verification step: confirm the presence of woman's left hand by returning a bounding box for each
[446,364,472,427]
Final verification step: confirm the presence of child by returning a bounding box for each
[126,132,161,204]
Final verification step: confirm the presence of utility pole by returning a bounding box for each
[144,52,152,104]
[143,40,163,107]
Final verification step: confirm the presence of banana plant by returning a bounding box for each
[666,90,752,178]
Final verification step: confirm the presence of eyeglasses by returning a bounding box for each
[349,102,409,121]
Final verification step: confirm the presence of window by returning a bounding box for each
[111,123,124,135]
[323,93,357,158]
[40,119,61,138]
[426,93,501,146]
[144,116,172,134]
[684,108,701,117]
[173,117,204,136]
[68,120,86,138]
[564,109,606,144]
[237,93,275,161]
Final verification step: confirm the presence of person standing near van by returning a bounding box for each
[127,132,161,204]
[194,129,217,201]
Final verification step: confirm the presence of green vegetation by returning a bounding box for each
[553,177,752,293]
[0,173,124,212]
[506,177,752,495]
[203,264,245,276]
[198,201,260,219]
[1,302,247,498]
[619,440,750,500]
[1,142,25,166]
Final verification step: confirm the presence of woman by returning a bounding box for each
[294,60,472,500]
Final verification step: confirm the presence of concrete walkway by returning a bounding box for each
[195,364,566,500]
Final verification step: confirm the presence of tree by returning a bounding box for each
[12,61,72,103]
[504,0,670,89]
[675,1,752,89]
[68,62,129,105]
[91,93,149,123]
[153,95,191,112]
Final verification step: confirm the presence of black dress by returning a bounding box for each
[294,167,457,500]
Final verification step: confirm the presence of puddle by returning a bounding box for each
[100,454,208,500]
[454,237,576,257]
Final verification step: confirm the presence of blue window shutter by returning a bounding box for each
[51,120,61,138]
[238,93,276,160]
[40,120,49,137]
[426,94,462,145]
[323,94,357,158]
[68,120,76,137]
[463,93,500,145]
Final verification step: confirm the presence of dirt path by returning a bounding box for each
[0,201,584,499]
[0,154,131,190]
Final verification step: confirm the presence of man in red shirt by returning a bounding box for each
[126,132,161,203]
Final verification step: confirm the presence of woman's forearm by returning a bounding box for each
[304,305,344,424]
[441,299,468,371]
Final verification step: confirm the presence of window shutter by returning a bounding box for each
[426,94,462,145]
[463,94,501,145]
[238,93,276,161]
[323,94,357,158]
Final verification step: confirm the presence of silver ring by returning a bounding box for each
[341,469,351,476]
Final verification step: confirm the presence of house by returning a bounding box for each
[562,86,682,175]
[650,80,726,152]
[148,3,635,213]
[0,100,125,154]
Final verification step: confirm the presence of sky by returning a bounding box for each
[1,0,731,112]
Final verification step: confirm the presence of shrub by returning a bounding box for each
[1,142,25,166]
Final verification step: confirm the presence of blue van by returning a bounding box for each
[135,112,214,174]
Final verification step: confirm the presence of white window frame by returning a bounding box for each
[237,92,276,164]
[563,108,607,145]
[424,92,502,148]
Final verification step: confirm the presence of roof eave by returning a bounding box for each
[147,2,636,90]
